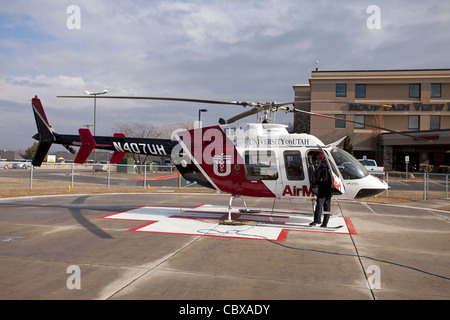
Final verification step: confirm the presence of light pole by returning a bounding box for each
[84,89,107,163]
[198,108,208,127]
[84,89,108,137]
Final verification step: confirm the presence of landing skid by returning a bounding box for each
[220,194,259,225]
[296,224,343,231]
[221,195,316,225]
[238,209,262,214]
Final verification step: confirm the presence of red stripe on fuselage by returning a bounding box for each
[178,126,274,198]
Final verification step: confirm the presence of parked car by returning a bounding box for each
[159,159,173,171]
[0,159,12,169]
[12,160,32,169]
[93,161,110,172]
[358,159,385,177]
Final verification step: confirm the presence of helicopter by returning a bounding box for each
[30,94,413,220]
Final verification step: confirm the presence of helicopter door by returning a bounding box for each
[317,145,345,195]
[281,150,307,197]
[306,150,319,195]
[244,150,283,197]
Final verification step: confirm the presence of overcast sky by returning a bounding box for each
[1,0,450,151]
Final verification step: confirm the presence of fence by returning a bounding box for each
[0,162,180,192]
[1,163,450,201]
[385,171,450,200]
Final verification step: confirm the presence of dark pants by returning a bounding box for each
[313,186,331,224]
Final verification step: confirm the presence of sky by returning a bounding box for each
[1,0,450,151]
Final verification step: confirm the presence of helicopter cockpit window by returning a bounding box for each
[284,151,304,180]
[330,148,368,180]
[244,150,278,180]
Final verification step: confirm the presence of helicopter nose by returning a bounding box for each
[354,175,388,199]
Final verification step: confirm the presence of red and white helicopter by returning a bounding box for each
[30,94,404,219]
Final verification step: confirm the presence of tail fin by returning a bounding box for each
[110,133,126,164]
[31,96,55,167]
[74,128,96,164]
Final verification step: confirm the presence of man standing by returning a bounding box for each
[310,153,332,227]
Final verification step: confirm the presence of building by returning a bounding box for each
[293,69,450,172]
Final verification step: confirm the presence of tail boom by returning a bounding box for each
[31,96,177,166]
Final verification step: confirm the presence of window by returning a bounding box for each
[331,149,368,180]
[284,151,304,180]
[244,150,278,180]
[336,84,347,97]
[431,83,441,98]
[354,115,365,129]
[359,159,376,166]
[355,84,366,98]
[430,115,440,130]
[408,115,420,129]
[335,114,346,128]
[409,84,421,98]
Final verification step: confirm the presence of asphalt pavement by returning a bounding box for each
[0,192,448,303]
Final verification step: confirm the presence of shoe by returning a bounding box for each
[320,214,330,227]
[309,221,319,226]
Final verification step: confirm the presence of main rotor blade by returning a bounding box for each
[226,108,259,124]
[276,100,395,108]
[57,95,249,106]
[292,108,427,140]
[58,95,428,140]
[280,100,433,141]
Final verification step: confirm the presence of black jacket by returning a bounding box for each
[314,161,332,195]
[315,161,330,182]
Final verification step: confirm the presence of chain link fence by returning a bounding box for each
[385,171,450,200]
[2,163,450,201]
[0,162,181,194]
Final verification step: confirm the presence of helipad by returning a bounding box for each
[98,204,356,241]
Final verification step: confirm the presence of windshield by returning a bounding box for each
[330,148,369,180]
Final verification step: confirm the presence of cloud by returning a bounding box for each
[1,0,450,150]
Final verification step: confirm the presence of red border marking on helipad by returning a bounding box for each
[344,216,358,235]
[97,204,357,241]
